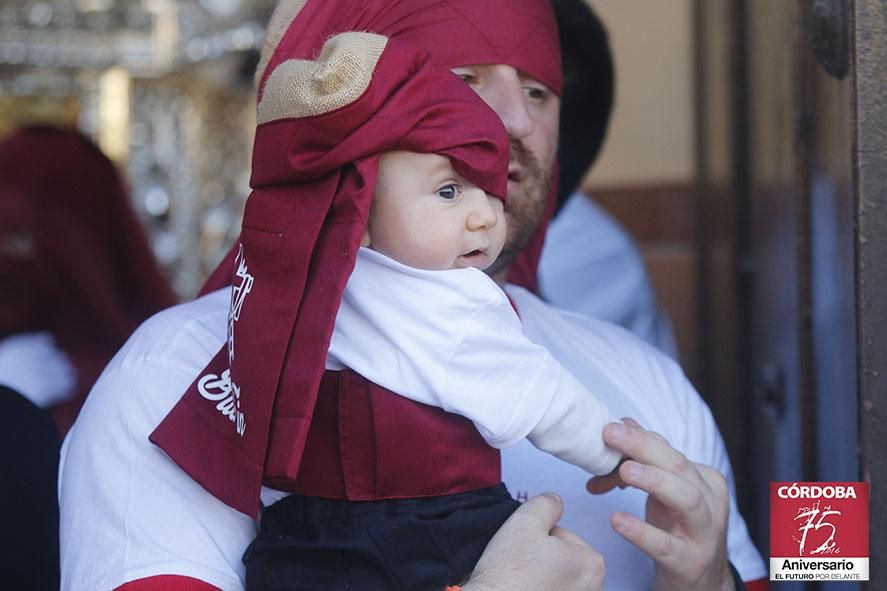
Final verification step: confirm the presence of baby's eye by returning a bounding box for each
[451,68,478,86]
[436,184,460,200]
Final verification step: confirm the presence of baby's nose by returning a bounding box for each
[466,191,499,230]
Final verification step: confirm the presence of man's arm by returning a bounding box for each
[59,300,255,591]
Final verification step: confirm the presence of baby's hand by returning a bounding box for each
[586,419,636,493]
[586,456,631,493]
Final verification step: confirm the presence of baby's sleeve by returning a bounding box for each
[443,300,621,475]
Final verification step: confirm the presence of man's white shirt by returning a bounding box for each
[539,191,678,358]
[60,283,765,590]
[504,285,766,588]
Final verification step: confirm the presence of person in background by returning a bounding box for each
[0,125,177,434]
[0,126,176,588]
[539,0,678,357]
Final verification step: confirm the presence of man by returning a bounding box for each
[497,3,765,587]
[60,1,765,589]
[538,0,677,357]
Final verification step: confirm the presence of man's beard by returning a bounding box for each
[485,137,551,279]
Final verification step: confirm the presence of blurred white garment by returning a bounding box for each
[0,331,77,408]
[539,190,678,358]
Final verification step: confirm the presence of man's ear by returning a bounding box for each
[360,227,371,247]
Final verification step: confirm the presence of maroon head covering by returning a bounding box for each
[0,126,177,433]
[201,0,562,294]
[255,0,562,100]
[151,32,511,515]
[259,0,562,292]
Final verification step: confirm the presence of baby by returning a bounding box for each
[245,37,622,590]
[328,149,621,478]
[154,31,620,590]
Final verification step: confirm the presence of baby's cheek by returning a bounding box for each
[402,240,456,271]
[492,223,507,258]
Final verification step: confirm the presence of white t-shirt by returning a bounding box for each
[539,191,678,358]
[503,286,767,587]
[60,287,765,590]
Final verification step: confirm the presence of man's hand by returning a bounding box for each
[586,419,735,591]
[465,493,605,591]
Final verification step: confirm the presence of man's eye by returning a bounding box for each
[436,184,460,200]
[524,86,550,102]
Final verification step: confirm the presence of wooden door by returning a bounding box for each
[696,1,884,588]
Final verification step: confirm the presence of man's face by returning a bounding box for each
[451,64,560,280]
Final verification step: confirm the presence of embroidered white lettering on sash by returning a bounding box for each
[200,242,253,437]
[198,369,246,436]
[228,243,254,366]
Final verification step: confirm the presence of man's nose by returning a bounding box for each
[466,191,499,230]
[482,72,535,140]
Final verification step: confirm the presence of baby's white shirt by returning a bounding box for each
[326,248,619,474]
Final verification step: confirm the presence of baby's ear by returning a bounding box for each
[360,227,371,247]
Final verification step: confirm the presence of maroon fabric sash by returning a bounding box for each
[271,370,501,500]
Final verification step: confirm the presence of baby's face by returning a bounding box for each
[367,150,506,271]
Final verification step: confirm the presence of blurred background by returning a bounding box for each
[1,1,884,589]
[0,0,273,296]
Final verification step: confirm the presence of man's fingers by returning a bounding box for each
[551,526,607,586]
[551,525,591,548]
[621,417,642,429]
[610,511,685,572]
[620,418,669,444]
[603,423,703,487]
[618,461,711,533]
[500,493,564,537]
[623,418,668,444]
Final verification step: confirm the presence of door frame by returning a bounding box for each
[853,1,887,587]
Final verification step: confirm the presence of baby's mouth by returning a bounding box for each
[457,248,489,268]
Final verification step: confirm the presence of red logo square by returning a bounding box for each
[770,482,869,582]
